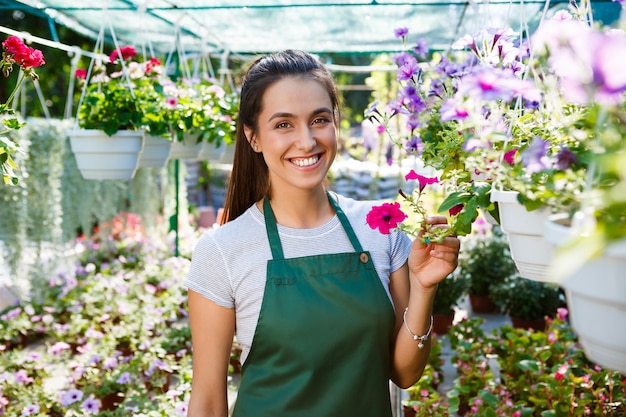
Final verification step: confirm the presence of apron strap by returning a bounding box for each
[327,192,364,252]
[262,191,364,259]
[263,196,285,259]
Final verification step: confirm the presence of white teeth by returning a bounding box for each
[291,156,319,167]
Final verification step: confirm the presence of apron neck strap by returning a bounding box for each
[263,191,364,260]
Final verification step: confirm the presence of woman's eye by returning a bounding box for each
[313,117,330,125]
[276,122,290,129]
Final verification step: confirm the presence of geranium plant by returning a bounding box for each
[1,35,45,185]
[76,45,170,136]
[164,76,238,144]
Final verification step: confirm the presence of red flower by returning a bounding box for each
[366,202,407,234]
[503,149,517,165]
[2,36,26,56]
[74,68,87,79]
[405,169,439,192]
[145,57,162,73]
[1,36,45,69]
[449,204,463,216]
[14,47,45,68]
[109,45,137,63]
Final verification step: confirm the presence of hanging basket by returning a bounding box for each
[490,189,556,282]
[198,140,226,162]
[68,129,144,180]
[544,214,626,374]
[169,132,201,160]
[138,135,171,168]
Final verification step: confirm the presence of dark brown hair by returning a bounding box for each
[221,49,341,224]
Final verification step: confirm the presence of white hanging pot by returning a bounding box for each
[198,140,226,162]
[169,132,201,160]
[138,135,171,168]
[490,189,555,282]
[544,214,626,374]
[219,142,235,164]
[68,129,144,180]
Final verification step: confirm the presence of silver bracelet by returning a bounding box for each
[403,307,433,349]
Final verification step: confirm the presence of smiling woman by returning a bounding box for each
[184,49,460,417]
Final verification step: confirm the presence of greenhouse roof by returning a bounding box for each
[1,0,622,58]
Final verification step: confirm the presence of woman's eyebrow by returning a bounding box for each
[267,107,332,123]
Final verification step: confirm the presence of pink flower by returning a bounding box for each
[2,36,25,56]
[503,149,517,165]
[75,68,87,79]
[557,307,568,321]
[405,169,439,192]
[109,45,137,63]
[376,124,385,134]
[366,202,407,234]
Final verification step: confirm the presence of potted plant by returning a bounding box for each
[166,76,239,162]
[431,274,467,335]
[456,225,517,313]
[490,276,561,332]
[70,45,171,179]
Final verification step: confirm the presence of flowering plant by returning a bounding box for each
[1,35,45,185]
[366,9,626,252]
[164,76,238,144]
[76,45,170,136]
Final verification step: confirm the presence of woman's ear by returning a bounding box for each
[244,126,260,152]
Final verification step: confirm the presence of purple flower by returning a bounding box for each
[399,84,425,114]
[82,398,101,413]
[534,20,626,105]
[555,147,578,170]
[103,356,118,370]
[116,371,131,384]
[394,27,409,38]
[20,404,40,416]
[464,138,488,152]
[405,136,424,155]
[60,389,84,406]
[457,67,516,102]
[451,34,478,55]
[397,59,420,82]
[5,307,21,320]
[439,98,470,122]
[522,137,551,174]
[48,341,71,355]
[413,38,429,57]
[15,370,34,384]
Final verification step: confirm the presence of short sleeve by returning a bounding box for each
[184,232,234,308]
[389,229,413,273]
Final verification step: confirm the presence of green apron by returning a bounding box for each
[232,193,396,417]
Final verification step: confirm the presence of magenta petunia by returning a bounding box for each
[405,170,439,192]
[366,202,407,234]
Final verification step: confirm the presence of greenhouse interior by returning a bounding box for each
[0,0,625,416]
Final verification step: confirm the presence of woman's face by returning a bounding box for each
[245,76,337,194]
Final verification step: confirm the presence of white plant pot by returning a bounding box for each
[198,141,226,162]
[169,132,201,160]
[68,129,144,180]
[544,214,626,374]
[490,189,555,282]
[138,135,171,168]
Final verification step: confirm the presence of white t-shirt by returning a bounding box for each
[185,193,412,363]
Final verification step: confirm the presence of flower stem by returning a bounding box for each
[4,72,26,110]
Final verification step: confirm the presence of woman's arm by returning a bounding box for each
[187,289,236,417]
[388,216,460,389]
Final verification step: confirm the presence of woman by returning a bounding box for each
[185,49,460,417]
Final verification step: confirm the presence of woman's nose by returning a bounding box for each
[295,127,316,151]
